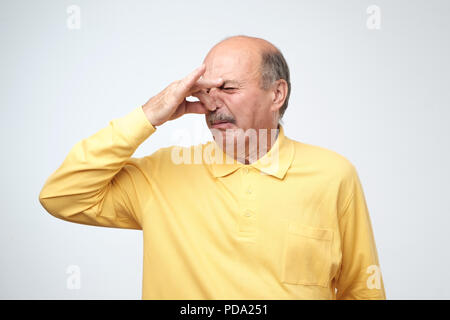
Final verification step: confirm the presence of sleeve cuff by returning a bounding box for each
[112,106,157,148]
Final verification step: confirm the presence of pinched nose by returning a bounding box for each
[196,91,225,112]
[207,87,221,95]
[202,102,217,112]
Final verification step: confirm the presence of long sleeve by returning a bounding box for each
[335,165,387,300]
[38,106,157,230]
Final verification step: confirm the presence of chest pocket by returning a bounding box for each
[281,222,333,287]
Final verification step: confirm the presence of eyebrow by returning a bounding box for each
[222,80,243,87]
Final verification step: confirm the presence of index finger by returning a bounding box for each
[194,78,224,91]
[180,64,207,93]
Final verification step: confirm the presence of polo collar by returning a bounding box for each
[207,124,294,179]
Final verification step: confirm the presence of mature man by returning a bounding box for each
[39,35,386,300]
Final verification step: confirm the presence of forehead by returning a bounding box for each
[203,45,261,82]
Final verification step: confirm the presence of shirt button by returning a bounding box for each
[244,210,252,217]
[243,167,249,174]
[246,188,252,195]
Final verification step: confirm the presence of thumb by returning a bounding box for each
[184,101,208,114]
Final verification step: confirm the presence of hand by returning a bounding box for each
[142,64,223,127]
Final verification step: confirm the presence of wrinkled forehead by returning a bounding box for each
[202,46,261,82]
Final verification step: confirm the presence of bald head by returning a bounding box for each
[199,35,290,136]
[210,35,279,56]
[204,35,291,121]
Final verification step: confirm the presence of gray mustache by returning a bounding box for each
[207,112,235,125]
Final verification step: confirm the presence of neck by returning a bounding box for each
[221,125,280,165]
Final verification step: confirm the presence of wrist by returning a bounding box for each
[142,104,158,127]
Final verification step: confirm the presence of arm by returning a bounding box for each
[335,165,387,300]
[38,64,223,229]
[38,106,156,229]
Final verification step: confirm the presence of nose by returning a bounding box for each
[207,87,221,96]
[199,88,223,112]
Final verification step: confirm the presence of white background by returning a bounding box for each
[1,0,449,299]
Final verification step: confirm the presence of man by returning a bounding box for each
[39,35,386,300]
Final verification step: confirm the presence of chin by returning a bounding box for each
[210,126,246,145]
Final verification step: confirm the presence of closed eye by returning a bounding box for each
[220,85,236,91]
[218,81,240,92]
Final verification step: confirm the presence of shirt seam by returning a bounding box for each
[338,190,355,221]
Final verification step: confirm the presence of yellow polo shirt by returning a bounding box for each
[39,106,386,300]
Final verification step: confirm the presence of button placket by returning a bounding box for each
[242,166,253,198]
[238,166,257,237]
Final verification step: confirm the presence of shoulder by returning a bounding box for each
[288,138,362,214]
[138,142,212,169]
[288,138,357,180]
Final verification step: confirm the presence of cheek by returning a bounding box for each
[219,94,240,117]
[223,92,255,117]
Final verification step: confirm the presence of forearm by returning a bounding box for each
[38,106,156,228]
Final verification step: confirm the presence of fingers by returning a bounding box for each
[180,64,223,95]
[192,90,216,111]
[195,78,223,90]
[180,64,207,94]
[177,64,222,115]
[184,101,208,115]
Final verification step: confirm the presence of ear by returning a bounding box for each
[270,79,288,113]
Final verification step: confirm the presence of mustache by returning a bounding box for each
[207,111,236,125]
